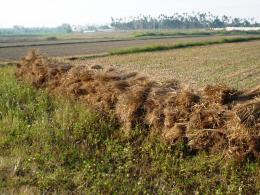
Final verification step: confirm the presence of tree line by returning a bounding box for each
[0,24,72,36]
[111,12,260,30]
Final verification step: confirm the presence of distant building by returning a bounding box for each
[97,28,113,32]
[83,30,96,33]
[71,24,113,33]
[212,27,260,31]
[225,27,260,31]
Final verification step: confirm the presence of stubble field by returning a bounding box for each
[70,40,260,89]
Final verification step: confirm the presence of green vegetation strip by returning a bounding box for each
[0,66,260,194]
[110,36,260,55]
[135,30,260,38]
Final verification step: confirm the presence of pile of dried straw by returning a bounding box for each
[16,51,260,160]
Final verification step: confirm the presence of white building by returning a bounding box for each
[212,27,260,31]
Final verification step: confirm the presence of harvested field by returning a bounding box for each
[0,35,251,61]
[71,40,260,89]
[16,51,260,160]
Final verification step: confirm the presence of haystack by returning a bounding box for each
[15,51,260,160]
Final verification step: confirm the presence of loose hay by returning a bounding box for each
[233,98,260,128]
[203,85,240,105]
[189,104,228,129]
[16,51,260,160]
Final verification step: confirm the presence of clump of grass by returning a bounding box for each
[46,36,58,41]
[1,66,259,194]
[110,36,260,55]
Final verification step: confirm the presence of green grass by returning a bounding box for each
[135,31,213,37]
[110,36,260,55]
[45,36,58,41]
[135,30,260,38]
[0,66,259,194]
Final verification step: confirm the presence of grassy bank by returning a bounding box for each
[111,36,260,55]
[0,66,259,194]
[135,30,260,38]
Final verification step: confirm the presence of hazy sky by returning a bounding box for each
[1,0,260,27]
